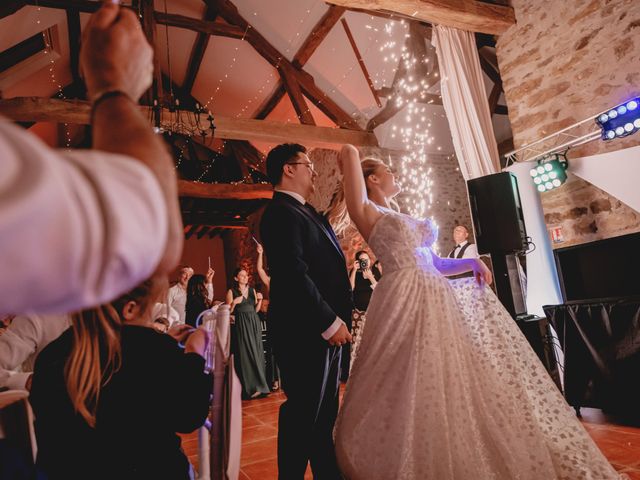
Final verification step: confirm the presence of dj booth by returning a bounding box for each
[542,232,640,419]
[543,297,640,419]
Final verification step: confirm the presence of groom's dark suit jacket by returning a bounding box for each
[260,192,353,360]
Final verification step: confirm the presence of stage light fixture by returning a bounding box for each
[530,153,568,193]
[596,96,640,140]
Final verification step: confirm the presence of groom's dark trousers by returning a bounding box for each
[260,192,353,480]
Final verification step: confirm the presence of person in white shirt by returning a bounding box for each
[0,314,71,391]
[448,225,479,259]
[0,1,183,315]
[167,266,214,324]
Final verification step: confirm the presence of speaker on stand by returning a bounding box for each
[467,172,528,318]
[467,173,560,386]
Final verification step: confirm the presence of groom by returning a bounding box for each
[260,143,353,479]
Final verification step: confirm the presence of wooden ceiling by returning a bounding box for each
[0,0,514,232]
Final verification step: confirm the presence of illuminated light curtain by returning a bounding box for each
[431,25,500,180]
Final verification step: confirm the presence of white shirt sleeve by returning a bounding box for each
[0,314,70,389]
[321,316,346,340]
[463,243,479,258]
[206,283,214,301]
[0,120,168,314]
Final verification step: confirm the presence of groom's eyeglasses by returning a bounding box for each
[287,162,316,173]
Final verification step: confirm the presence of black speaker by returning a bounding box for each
[467,172,527,254]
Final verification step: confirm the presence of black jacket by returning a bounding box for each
[30,326,212,480]
[260,192,353,355]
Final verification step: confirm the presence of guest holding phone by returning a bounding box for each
[226,268,270,399]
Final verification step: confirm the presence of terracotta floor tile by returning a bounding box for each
[255,410,280,426]
[242,414,266,428]
[240,437,278,466]
[240,458,279,479]
[183,393,640,476]
[243,424,278,444]
[242,402,282,417]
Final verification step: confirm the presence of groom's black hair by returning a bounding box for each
[266,143,307,186]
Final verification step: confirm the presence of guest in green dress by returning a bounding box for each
[226,268,270,399]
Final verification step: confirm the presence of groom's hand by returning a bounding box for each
[328,323,352,346]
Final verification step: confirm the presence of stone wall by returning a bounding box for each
[543,173,640,248]
[496,0,640,248]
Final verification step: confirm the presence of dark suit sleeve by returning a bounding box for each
[261,205,338,334]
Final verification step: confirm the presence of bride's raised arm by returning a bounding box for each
[339,144,383,241]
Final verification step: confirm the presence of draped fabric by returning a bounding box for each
[544,297,640,419]
[432,25,501,180]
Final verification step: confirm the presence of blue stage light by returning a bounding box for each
[597,96,640,141]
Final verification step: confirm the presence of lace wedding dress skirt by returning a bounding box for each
[334,209,620,480]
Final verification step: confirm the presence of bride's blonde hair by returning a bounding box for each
[325,157,398,237]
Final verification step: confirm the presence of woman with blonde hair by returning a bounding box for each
[332,145,620,479]
[30,277,212,480]
[325,156,393,378]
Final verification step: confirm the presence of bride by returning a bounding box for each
[331,144,621,479]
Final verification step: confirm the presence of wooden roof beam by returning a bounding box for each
[196,226,211,239]
[138,0,163,104]
[0,97,378,146]
[182,6,219,95]
[178,181,273,200]
[211,0,362,130]
[255,6,345,120]
[293,5,345,68]
[19,0,245,38]
[478,48,502,88]
[277,63,315,125]
[182,214,250,228]
[254,83,286,120]
[154,12,245,39]
[323,0,515,35]
[184,224,200,239]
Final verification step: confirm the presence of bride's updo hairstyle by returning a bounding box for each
[326,157,393,237]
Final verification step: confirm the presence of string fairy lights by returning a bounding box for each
[34,4,73,148]
[376,18,444,220]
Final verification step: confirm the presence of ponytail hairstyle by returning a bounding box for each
[64,277,165,427]
[325,157,394,237]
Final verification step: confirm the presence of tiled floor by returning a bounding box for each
[182,392,640,480]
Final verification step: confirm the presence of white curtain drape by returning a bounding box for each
[432,25,501,180]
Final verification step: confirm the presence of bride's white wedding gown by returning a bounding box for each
[334,209,620,480]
